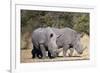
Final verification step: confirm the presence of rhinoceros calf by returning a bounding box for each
[31,27,59,59]
[52,27,83,57]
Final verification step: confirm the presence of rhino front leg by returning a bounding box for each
[63,45,69,57]
[68,48,74,57]
[40,44,46,59]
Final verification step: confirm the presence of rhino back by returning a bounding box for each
[61,28,77,41]
[52,27,77,47]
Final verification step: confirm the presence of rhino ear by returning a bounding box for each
[50,33,53,38]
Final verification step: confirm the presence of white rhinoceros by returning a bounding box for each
[31,27,60,59]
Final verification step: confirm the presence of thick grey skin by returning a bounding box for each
[32,27,58,59]
[52,27,83,57]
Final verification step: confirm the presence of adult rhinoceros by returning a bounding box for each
[52,27,83,57]
[31,27,60,59]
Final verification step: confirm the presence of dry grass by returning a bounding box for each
[20,34,89,63]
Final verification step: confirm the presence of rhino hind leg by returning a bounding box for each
[68,44,74,56]
[31,48,36,58]
[36,49,43,59]
[31,48,43,59]
[31,45,43,59]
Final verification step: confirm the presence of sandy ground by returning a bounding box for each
[21,34,89,63]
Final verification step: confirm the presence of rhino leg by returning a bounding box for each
[68,44,74,56]
[31,45,43,59]
[68,48,74,57]
[36,49,43,59]
[31,48,36,58]
[40,44,46,59]
[48,51,55,59]
[63,45,69,57]
[31,44,38,58]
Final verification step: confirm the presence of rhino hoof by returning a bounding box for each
[32,55,35,58]
[37,54,43,59]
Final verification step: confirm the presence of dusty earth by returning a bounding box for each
[20,34,89,63]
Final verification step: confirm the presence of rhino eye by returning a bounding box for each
[50,33,53,38]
